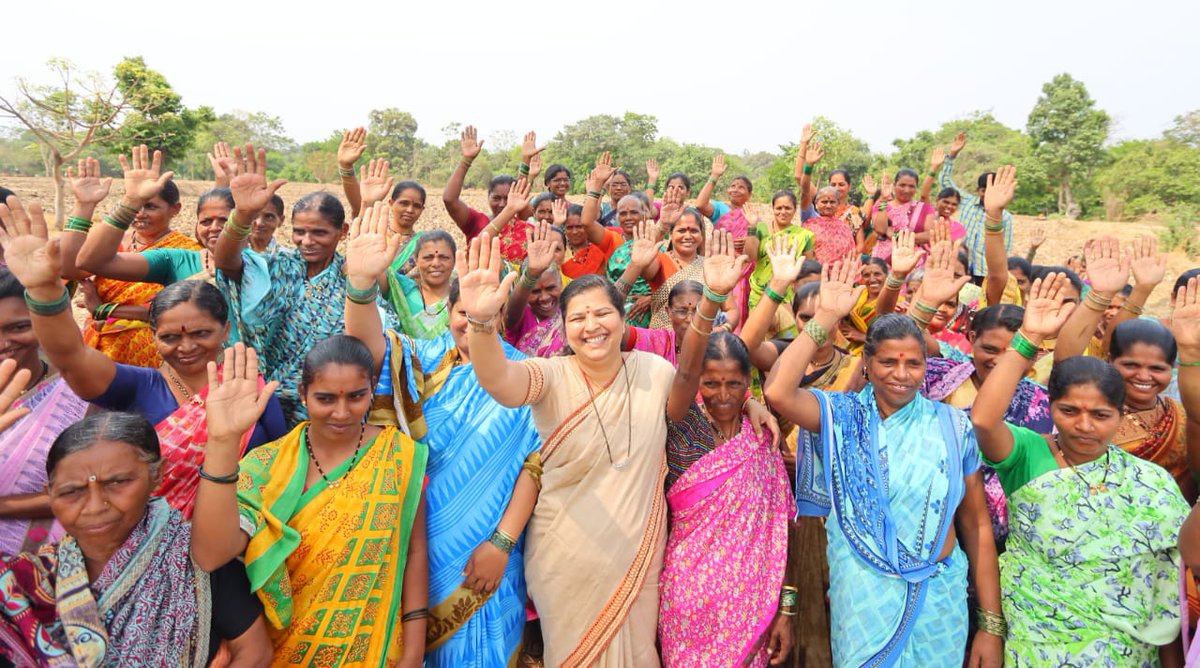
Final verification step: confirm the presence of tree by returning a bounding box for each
[1094,139,1200,219]
[1166,110,1200,148]
[177,110,297,180]
[764,117,874,197]
[368,108,421,176]
[549,112,661,191]
[108,57,213,166]
[1026,73,1110,219]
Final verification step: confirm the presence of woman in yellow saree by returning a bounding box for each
[192,341,429,667]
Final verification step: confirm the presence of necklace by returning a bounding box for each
[699,403,741,444]
[1054,434,1111,495]
[305,425,367,489]
[579,357,633,470]
[162,364,202,405]
[19,361,48,397]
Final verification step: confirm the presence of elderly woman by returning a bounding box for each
[0,398,271,666]
[801,186,857,266]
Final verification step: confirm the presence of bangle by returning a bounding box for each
[466,314,496,334]
[1011,331,1040,361]
[224,211,252,240]
[337,166,356,178]
[779,586,799,617]
[614,277,634,295]
[65,216,93,233]
[975,608,1007,638]
[1082,291,1113,313]
[694,307,718,322]
[488,529,517,554]
[928,170,938,177]
[102,215,130,232]
[707,177,718,185]
[460,156,475,168]
[985,214,1003,225]
[401,608,429,623]
[802,320,829,348]
[864,191,877,200]
[519,270,540,291]
[912,300,939,316]
[688,319,713,337]
[1180,360,1200,367]
[1120,301,1145,316]
[764,285,787,304]
[518,162,530,176]
[878,202,888,212]
[92,302,118,322]
[24,287,70,316]
[586,190,602,199]
[198,467,239,484]
[346,282,380,305]
[909,312,932,329]
[885,274,905,291]
[702,286,729,304]
[802,164,813,175]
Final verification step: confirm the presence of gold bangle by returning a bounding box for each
[975,608,1007,637]
[1120,301,1144,316]
[802,320,829,348]
[688,319,713,337]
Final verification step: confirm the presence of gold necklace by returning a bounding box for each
[162,364,202,405]
[1054,435,1112,495]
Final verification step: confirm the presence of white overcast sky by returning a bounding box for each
[5,0,1197,156]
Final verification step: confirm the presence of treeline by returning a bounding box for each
[2,59,1199,229]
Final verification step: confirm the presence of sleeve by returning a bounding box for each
[141,248,199,285]
[938,158,966,197]
[799,206,818,223]
[461,208,491,240]
[249,396,288,449]
[504,307,535,345]
[960,421,982,476]
[518,356,567,407]
[800,228,816,255]
[985,423,1058,495]
[90,364,156,411]
[208,558,264,643]
[599,229,624,258]
[709,201,731,224]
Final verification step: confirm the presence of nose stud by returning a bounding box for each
[88,475,97,482]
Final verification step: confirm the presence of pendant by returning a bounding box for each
[1088,483,1107,495]
[329,480,340,489]
[612,458,631,471]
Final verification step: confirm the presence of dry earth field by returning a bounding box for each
[4,175,1196,317]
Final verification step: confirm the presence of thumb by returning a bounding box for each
[952,275,971,293]
[102,177,113,190]
[267,179,288,195]
[477,140,485,150]
[156,172,175,188]
[46,238,63,267]
[497,271,518,301]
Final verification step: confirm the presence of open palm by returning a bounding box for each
[205,345,279,443]
[0,197,60,288]
[1083,237,1129,294]
[1022,273,1076,338]
[346,201,402,281]
[359,159,394,205]
[767,235,803,283]
[457,234,515,321]
[70,157,112,205]
[526,222,556,275]
[1170,277,1200,349]
[889,229,925,276]
[224,145,288,213]
[819,256,865,318]
[119,145,173,204]
[703,229,748,295]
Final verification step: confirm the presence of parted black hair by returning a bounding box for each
[47,412,160,478]
[149,280,229,329]
[705,331,752,376]
[293,192,345,228]
[301,335,376,388]
[864,313,925,359]
[1110,319,1177,365]
[1047,356,1125,407]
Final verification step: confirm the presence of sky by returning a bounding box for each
[5,0,1198,156]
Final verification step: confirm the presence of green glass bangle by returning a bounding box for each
[488,529,517,554]
[885,274,905,291]
[1179,360,1200,368]
[913,300,939,315]
[702,286,729,304]
[802,164,814,175]
[519,271,539,291]
[518,163,530,175]
[928,170,938,177]
[65,216,93,233]
[586,190,602,199]
[764,285,787,304]
[1011,332,1040,361]
[102,216,130,232]
[694,307,718,322]
[345,282,380,305]
[24,287,70,316]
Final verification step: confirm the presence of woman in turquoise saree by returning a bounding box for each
[764,250,1002,667]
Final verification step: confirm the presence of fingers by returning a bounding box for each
[27,202,48,241]
[0,358,31,416]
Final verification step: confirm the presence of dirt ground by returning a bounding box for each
[3,175,1196,316]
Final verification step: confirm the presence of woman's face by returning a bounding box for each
[0,297,40,371]
[829,174,850,201]
[564,215,587,248]
[417,240,454,290]
[815,192,839,218]
[529,272,563,320]
[449,300,470,356]
[563,288,623,364]
[1011,267,1031,299]
[860,264,886,298]
[617,199,644,235]
[487,183,511,216]
[291,212,345,266]
[49,440,157,562]
[773,197,798,225]
[727,179,751,206]
[132,195,180,238]
[547,171,571,197]
[154,301,229,377]
[930,295,958,332]
[894,175,918,203]
[251,204,282,248]
[699,358,749,424]
[302,364,372,443]
[1111,342,1173,409]
[195,199,231,251]
[608,175,631,201]
[390,188,426,232]
[668,291,701,342]
[1052,383,1121,459]
[936,196,960,220]
[866,337,926,413]
[969,327,1016,383]
[535,199,555,224]
[665,177,690,201]
[671,215,703,257]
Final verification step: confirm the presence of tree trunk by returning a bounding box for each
[49,152,65,230]
[1061,179,1078,220]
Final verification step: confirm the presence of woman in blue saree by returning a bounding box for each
[764,247,1003,667]
[345,201,542,667]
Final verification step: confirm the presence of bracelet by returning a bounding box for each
[802,164,813,175]
[864,191,878,201]
[459,157,475,169]
[702,286,729,304]
[488,529,517,554]
[614,277,634,295]
[24,287,71,316]
[975,608,1007,638]
[1180,360,1200,368]
[688,319,713,337]
[586,190,602,199]
[707,177,718,185]
[928,170,938,177]
[694,307,718,322]
[92,302,118,322]
[878,202,888,212]
[885,274,905,291]
[1082,291,1113,313]
[764,285,787,304]
[909,312,932,329]
[518,162,530,176]
[1011,331,1040,361]
[337,166,355,178]
[345,282,380,305]
[519,270,540,291]
[401,608,429,623]
[985,214,1003,225]
[102,215,130,232]
[197,467,239,484]
[65,216,93,233]
[1120,301,1145,316]
[912,300,938,316]
[645,183,655,192]
[802,320,829,348]
[223,214,252,240]
[779,586,799,617]
[466,314,496,334]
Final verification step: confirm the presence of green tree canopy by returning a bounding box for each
[109,57,213,166]
[1026,73,1110,218]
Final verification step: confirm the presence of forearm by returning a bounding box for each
[695,179,717,216]
[107,305,149,322]
[443,160,470,214]
[1053,291,1109,361]
[983,226,1009,305]
[1025,244,1040,263]
[740,281,783,351]
[1178,357,1200,475]
[503,283,534,332]
[468,328,531,407]
[872,210,889,237]
[938,159,959,192]
[971,347,1029,461]
[400,498,428,663]
[341,172,363,218]
[0,492,53,520]
[75,216,127,275]
[920,175,934,203]
[668,294,720,420]
[960,491,1002,617]
[495,471,538,539]
[213,210,253,277]
[875,273,904,317]
[764,311,835,404]
[1181,502,1200,573]
[191,436,250,571]
[582,193,607,244]
[343,284,388,372]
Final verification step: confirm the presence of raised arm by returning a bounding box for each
[443,125,484,228]
[694,155,726,219]
[667,229,746,421]
[1053,237,1129,362]
[504,220,554,333]
[741,234,805,370]
[485,176,532,241]
[871,174,894,240]
[644,158,660,201]
[921,147,944,204]
[1025,225,1045,263]
[213,145,288,281]
[338,128,367,217]
[1168,277,1200,476]
[1105,235,1166,351]
[207,142,233,189]
[860,174,879,237]
[192,345,279,571]
[796,125,818,210]
[76,149,175,280]
[764,256,864,432]
[938,132,967,196]
[982,166,1018,306]
[60,156,113,281]
[461,233,527,407]
[582,153,617,245]
[971,273,1074,462]
[614,221,663,297]
[517,132,546,219]
[344,201,406,372]
[878,228,926,317]
[0,195,117,399]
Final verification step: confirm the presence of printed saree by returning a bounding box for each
[711,206,755,332]
[748,223,815,312]
[82,232,201,367]
[0,498,211,668]
[796,388,980,666]
[0,376,88,555]
[372,331,541,667]
[870,201,932,264]
[648,255,703,330]
[386,235,451,340]
[801,216,856,266]
[606,239,653,328]
[844,289,879,356]
[237,423,427,666]
[507,307,565,358]
[659,410,791,667]
[1000,447,1187,665]
[1114,397,1194,502]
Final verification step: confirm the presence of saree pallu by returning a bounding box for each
[870,201,932,264]
[606,240,653,328]
[1001,448,1188,665]
[0,376,88,555]
[648,256,702,330]
[374,332,541,667]
[0,498,211,668]
[712,208,754,332]
[659,413,791,667]
[796,389,981,667]
[1114,397,1193,502]
[238,423,427,666]
[520,352,675,667]
[748,223,815,312]
[844,289,878,356]
[629,327,676,366]
[509,308,565,358]
[386,235,451,340]
[82,232,202,367]
[801,217,856,266]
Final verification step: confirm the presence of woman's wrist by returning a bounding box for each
[119,195,147,211]
[767,278,791,294]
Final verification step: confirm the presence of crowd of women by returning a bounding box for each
[0,120,1194,668]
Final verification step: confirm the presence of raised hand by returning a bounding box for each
[919,240,971,306]
[1127,235,1167,288]
[117,145,174,206]
[704,228,751,296]
[551,198,568,226]
[460,125,484,160]
[1029,225,1046,249]
[338,127,367,169]
[710,154,727,180]
[879,173,894,201]
[889,229,925,277]
[68,156,112,206]
[526,220,556,275]
[805,140,824,165]
[0,359,31,435]
[346,201,405,283]
[800,123,815,146]
[658,187,685,228]
[1022,273,1076,339]
[817,255,866,319]
[930,146,946,173]
[0,195,60,289]
[207,142,234,187]
[629,220,661,271]
[528,152,543,183]
[1083,236,1129,295]
[767,234,804,284]
[950,131,967,158]
[221,144,288,214]
[645,158,660,186]
[456,233,516,322]
[983,165,1017,217]
[1171,277,1200,352]
[521,131,546,164]
[503,177,533,214]
[862,174,878,199]
[205,344,280,443]
[358,158,394,207]
[588,152,616,192]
